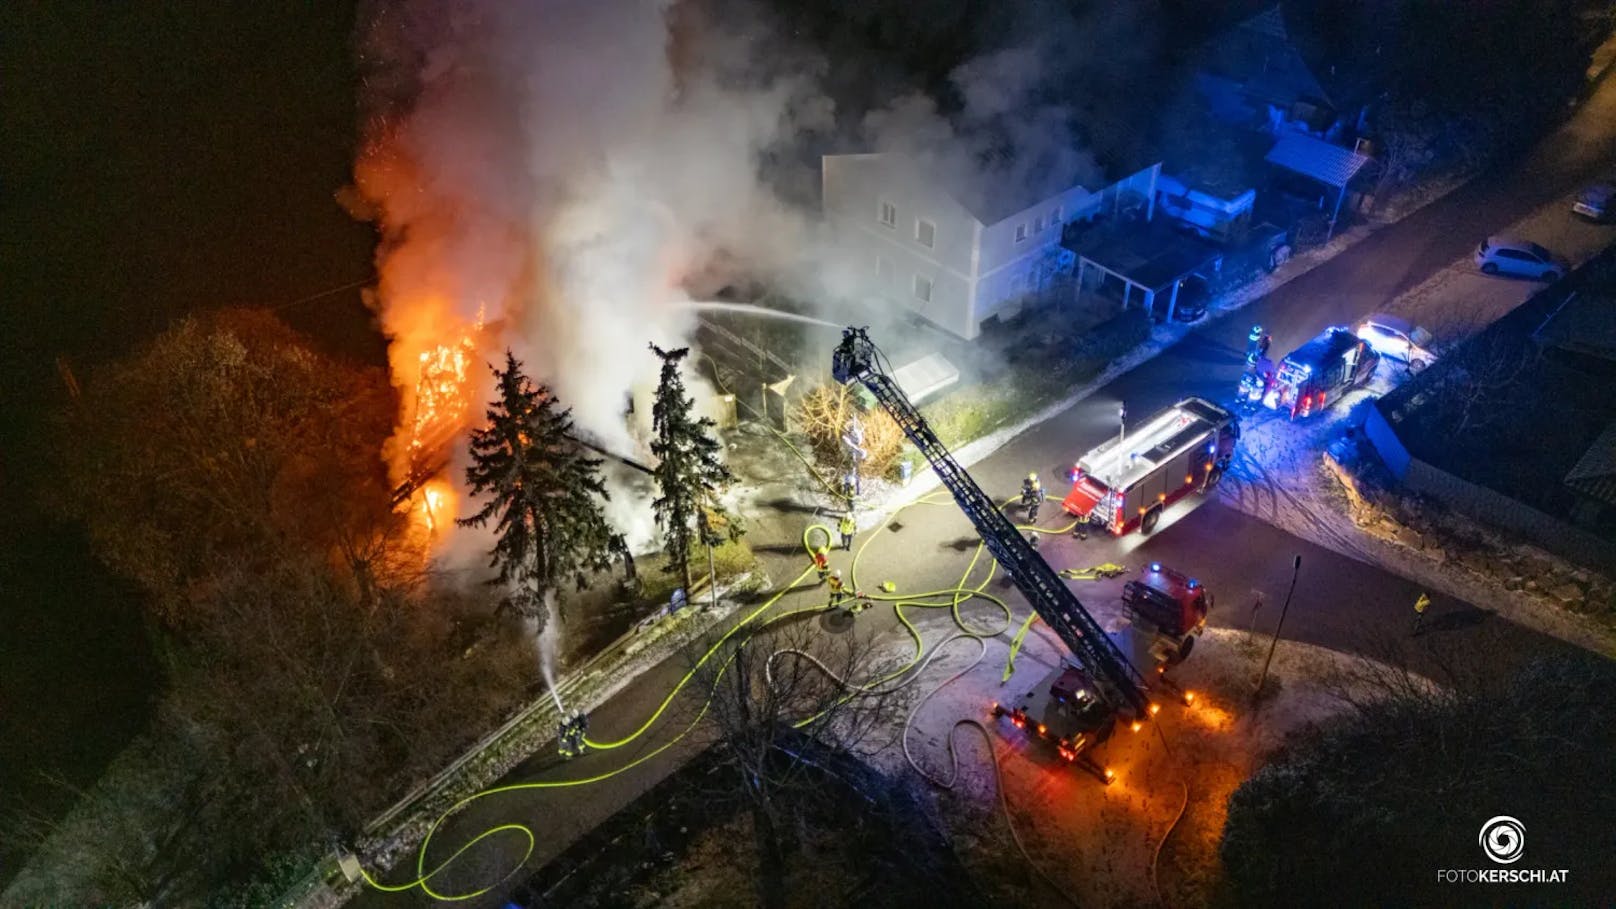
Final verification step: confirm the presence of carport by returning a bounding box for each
[1068,223,1225,322]
[1264,133,1372,240]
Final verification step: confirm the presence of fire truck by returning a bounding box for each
[1060,397,1240,536]
[1123,562,1212,665]
[993,561,1212,767]
[833,328,1156,779]
[1238,326,1379,419]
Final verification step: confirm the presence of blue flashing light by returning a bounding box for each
[1150,562,1161,573]
[1188,578,1199,589]
[1207,441,1216,454]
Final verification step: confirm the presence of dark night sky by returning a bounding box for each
[1,2,378,881]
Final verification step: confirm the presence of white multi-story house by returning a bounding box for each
[821,152,1161,339]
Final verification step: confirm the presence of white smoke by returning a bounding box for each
[353,0,1109,569]
[355,0,833,456]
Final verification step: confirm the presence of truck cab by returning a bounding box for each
[993,662,1119,772]
[1123,563,1212,664]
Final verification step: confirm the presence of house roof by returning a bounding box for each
[1566,420,1616,507]
[1265,133,1371,188]
[825,152,1093,227]
[1533,289,1616,362]
[1067,222,1224,294]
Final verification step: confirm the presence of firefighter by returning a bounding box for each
[1021,472,1043,523]
[827,570,847,609]
[1246,324,1264,363]
[1412,592,1431,636]
[838,511,857,551]
[812,546,830,582]
[558,712,589,758]
[1258,331,1272,360]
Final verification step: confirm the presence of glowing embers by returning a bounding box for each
[417,479,454,535]
[408,332,478,459]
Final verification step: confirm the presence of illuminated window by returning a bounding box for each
[878,201,897,228]
[916,218,936,248]
[1014,223,1028,243]
[913,274,933,303]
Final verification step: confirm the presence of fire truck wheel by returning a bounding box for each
[1140,506,1162,534]
[1203,465,1224,491]
[1171,635,1196,664]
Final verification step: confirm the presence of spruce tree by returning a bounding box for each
[460,351,626,627]
[649,344,738,596]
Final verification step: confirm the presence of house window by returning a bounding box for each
[879,201,897,228]
[1034,216,1045,232]
[876,255,894,285]
[1049,206,1061,227]
[1014,223,1028,243]
[916,218,936,249]
[913,274,933,303]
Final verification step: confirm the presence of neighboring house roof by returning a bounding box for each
[935,159,1095,226]
[827,151,1097,227]
[1200,4,1331,108]
[1265,133,1371,187]
[1067,222,1223,295]
[1565,420,1616,507]
[1533,289,1616,362]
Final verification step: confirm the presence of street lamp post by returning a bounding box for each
[1254,555,1302,703]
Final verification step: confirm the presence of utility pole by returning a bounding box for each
[1255,555,1301,703]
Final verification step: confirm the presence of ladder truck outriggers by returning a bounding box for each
[1061,397,1240,536]
[833,328,1166,779]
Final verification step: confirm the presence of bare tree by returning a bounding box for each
[1433,330,1535,436]
[687,615,914,909]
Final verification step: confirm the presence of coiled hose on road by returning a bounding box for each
[362,448,1136,902]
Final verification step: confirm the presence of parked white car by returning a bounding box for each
[1355,313,1437,372]
[1475,236,1567,280]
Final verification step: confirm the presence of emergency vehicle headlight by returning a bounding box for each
[1149,703,1161,716]
[1150,562,1160,572]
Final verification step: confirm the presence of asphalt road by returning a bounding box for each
[357,68,1616,909]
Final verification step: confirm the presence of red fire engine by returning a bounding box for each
[1123,562,1212,665]
[1061,397,1239,535]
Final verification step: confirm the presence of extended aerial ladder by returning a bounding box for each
[831,327,1152,718]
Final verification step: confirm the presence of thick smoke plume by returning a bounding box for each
[348,0,1111,555]
[352,0,831,466]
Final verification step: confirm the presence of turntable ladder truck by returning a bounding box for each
[831,327,1154,737]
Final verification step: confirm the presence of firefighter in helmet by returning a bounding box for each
[827,570,847,610]
[812,545,830,582]
[838,511,856,551]
[1021,472,1043,523]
